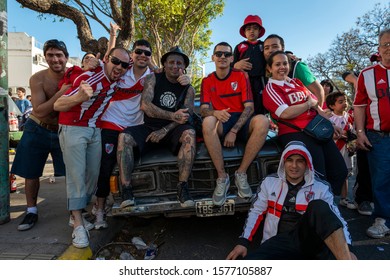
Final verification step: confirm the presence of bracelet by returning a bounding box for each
[307,101,311,110]
[230,130,237,134]
[163,127,168,133]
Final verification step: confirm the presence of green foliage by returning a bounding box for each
[307,2,389,100]
[134,0,224,66]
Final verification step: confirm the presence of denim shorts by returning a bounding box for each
[11,118,65,179]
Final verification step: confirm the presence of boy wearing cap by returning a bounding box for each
[227,141,355,260]
[117,46,196,209]
[233,15,267,115]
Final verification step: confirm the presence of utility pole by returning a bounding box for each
[0,0,10,225]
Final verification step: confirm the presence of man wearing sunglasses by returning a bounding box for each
[54,47,130,248]
[12,39,69,232]
[93,40,154,229]
[117,46,196,209]
[200,42,269,206]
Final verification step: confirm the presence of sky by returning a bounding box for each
[6,0,389,74]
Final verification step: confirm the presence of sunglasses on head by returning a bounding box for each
[109,56,130,69]
[44,39,67,51]
[214,51,233,58]
[134,49,152,57]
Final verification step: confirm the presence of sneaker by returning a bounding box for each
[69,215,94,231]
[339,198,357,210]
[366,218,390,239]
[91,203,112,217]
[235,171,252,198]
[94,209,108,230]
[213,175,230,206]
[17,213,38,231]
[72,225,90,248]
[120,186,135,208]
[177,182,195,207]
[357,201,374,216]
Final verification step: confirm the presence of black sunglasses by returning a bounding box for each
[109,56,130,69]
[134,49,152,57]
[43,39,67,51]
[214,51,233,58]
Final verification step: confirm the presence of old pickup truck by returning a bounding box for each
[109,130,282,218]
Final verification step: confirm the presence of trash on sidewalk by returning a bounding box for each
[131,236,148,250]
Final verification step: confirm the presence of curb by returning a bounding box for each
[58,246,93,260]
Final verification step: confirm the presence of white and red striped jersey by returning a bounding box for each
[263,77,318,135]
[330,112,354,169]
[100,67,151,131]
[58,65,117,127]
[354,63,390,131]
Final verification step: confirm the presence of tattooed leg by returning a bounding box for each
[117,132,137,187]
[177,129,196,182]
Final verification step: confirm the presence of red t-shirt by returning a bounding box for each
[58,65,117,127]
[263,77,317,135]
[353,63,390,132]
[200,69,253,113]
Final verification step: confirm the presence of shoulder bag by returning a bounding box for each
[277,114,334,143]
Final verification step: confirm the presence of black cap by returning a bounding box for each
[161,46,189,68]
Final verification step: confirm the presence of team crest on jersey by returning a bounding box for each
[140,77,145,86]
[160,91,177,108]
[105,143,114,154]
[304,191,314,202]
[231,82,238,91]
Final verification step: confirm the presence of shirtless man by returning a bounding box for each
[11,39,70,231]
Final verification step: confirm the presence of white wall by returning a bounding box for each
[8,32,78,97]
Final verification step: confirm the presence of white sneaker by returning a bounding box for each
[213,175,230,206]
[234,171,252,198]
[366,218,390,238]
[339,198,357,210]
[72,225,90,248]
[94,209,108,230]
[69,215,94,231]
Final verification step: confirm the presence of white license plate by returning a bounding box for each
[195,199,235,217]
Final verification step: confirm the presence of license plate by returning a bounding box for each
[195,199,235,217]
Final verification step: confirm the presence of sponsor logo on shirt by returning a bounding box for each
[288,91,307,104]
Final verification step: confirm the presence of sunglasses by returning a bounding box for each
[43,39,67,52]
[109,56,130,69]
[214,51,233,58]
[134,49,152,57]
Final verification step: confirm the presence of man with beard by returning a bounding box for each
[12,40,70,231]
[117,46,196,209]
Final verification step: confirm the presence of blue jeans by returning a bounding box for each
[366,131,390,226]
[59,125,101,211]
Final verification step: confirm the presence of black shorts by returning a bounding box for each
[122,123,194,155]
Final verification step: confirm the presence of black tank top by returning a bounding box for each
[144,72,187,127]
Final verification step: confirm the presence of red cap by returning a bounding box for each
[239,15,266,39]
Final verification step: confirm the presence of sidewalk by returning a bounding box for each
[0,154,125,260]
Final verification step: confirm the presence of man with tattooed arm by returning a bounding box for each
[200,42,269,206]
[117,46,196,209]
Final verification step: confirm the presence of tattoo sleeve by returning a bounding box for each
[183,86,195,115]
[232,105,254,132]
[141,74,174,121]
[200,105,215,118]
